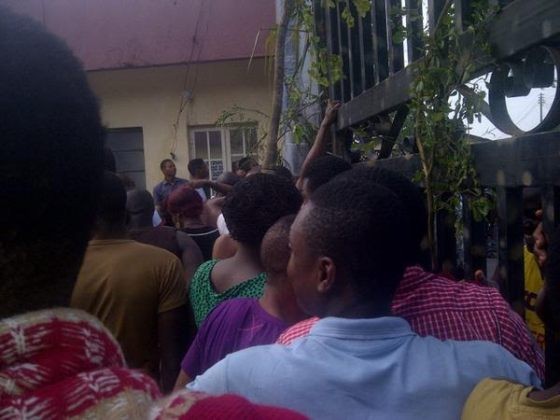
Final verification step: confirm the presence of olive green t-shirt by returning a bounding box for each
[71,239,186,378]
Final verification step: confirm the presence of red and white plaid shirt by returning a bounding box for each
[277,266,545,380]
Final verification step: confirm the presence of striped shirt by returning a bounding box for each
[277,266,544,379]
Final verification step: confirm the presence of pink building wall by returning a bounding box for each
[4,0,275,71]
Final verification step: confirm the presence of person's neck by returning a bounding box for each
[528,381,560,400]
[93,228,127,240]
[181,217,205,228]
[259,279,307,325]
[164,175,175,183]
[321,290,392,319]
[227,244,263,273]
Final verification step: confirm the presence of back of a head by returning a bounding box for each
[305,178,409,305]
[97,172,127,230]
[126,189,156,229]
[301,155,351,194]
[167,185,204,219]
[337,165,427,265]
[260,215,296,276]
[237,156,258,173]
[223,174,302,248]
[188,158,206,178]
[269,165,293,183]
[0,7,105,317]
[217,171,241,186]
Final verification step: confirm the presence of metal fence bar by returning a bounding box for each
[372,0,389,84]
[386,0,405,74]
[405,0,424,62]
[336,0,352,102]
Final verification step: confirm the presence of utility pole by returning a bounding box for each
[538,92,546,123]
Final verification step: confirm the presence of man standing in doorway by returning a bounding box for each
[153,159,188,214]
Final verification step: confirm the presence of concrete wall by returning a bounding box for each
[88,58,272,191]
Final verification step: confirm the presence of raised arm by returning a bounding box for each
[296,99,341,190]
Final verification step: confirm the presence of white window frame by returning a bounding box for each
[189,124,258,179]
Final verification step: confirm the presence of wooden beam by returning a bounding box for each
[337,0,560,129]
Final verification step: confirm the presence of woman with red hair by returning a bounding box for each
[168,186,219,261]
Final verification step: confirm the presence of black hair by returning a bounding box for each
[104,147,117,172]
[270,165,293,182]
[301,155,351,193]
[336,165,428,265]
[188,158,206,177]
[160,158,174,170]
[261,215,296,275]
[126,189,155,229]
[237,156,258,173]
[222,174,302,247]
[0,6,105,317]
[304,178,409,307]
[97,171,127,230]
[544,226,560,331]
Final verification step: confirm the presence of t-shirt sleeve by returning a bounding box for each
[158,255,187,314]
[496,345,542,388]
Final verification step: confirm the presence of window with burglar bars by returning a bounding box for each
[190,125,258,179]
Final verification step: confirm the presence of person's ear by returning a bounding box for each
[316,256,336,294]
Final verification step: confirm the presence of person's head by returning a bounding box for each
[167,185,204,224]
[235,156,259,177]
[287,178,409,318]
[261,215,296,280]
[188,158,209,180]
[95,171,128,236]
[118,173,136,191]
[337,165,428,266]
[160,158,177,179]
[300,155,351,200]
[222,174,302,249]
[126,189,155,229]
[0,6,105,317]
[217,171,242,186]
[266,165,294,183]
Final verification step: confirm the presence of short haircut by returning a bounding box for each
[160,158,174,170]
[167,185,204,219]
[261,215,296,275]
[188,158,206,177]
[337,165,427,265]
[0,6,104,316]
[97,171,127,227]
[304,178,409,306]
[544,226,560,330]
[237,156,258,173]
[126,189,155,228]
[223,174,302,247]
[301,155,351,193]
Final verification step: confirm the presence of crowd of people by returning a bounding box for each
[2,5,560,419]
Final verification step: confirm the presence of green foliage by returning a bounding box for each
[408,0,499,265]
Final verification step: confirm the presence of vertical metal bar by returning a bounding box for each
[360,4,375,89]
[357,11,367,93]
[496,187,525,313]
[386,0,405,74]
[405,0,424,63]
[325,1,342,100]
[454,0,471,32]
[541,185,560,387]
[347,0,362,98]
[435,206,457,275]
[462,196,488,280]
[428,0,446,35]
[371,0,389,84]
[336,0,351,101]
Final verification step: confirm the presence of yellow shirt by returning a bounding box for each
[462,378,560,420]
[524,246,545,349]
